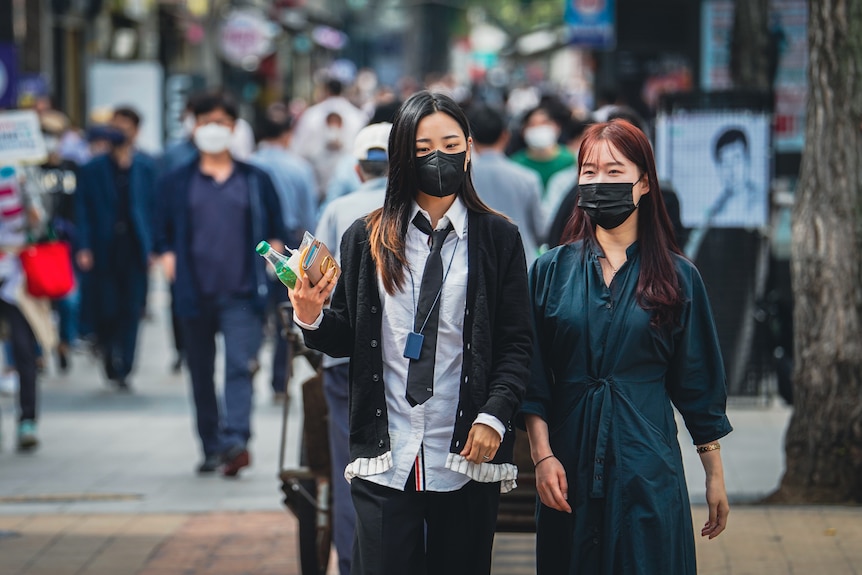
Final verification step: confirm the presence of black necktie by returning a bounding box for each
[406,213,454,406]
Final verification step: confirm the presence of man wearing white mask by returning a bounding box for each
[153,92,286,477]
[510,105,575,199]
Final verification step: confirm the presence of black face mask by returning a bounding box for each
[578,182,640,230]
[415,150,467,198]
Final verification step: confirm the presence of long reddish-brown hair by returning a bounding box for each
[562,119,684,327]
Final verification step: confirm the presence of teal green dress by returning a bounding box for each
[521,240,732,575]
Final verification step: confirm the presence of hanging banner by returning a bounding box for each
[0,110,47,164]
[564,0,616,50]
[0,44,18,110]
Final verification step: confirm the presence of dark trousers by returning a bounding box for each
[181,295,263,458]
[323,363,354,575]
[0,300,38,422]
[170,282,184,360]
[96,262,147,381]
[350,476,501,575]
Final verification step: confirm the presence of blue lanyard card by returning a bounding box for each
[403,331,424,360]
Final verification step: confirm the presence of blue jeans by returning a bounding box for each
[181,295,263,457]
[56,285,80,344]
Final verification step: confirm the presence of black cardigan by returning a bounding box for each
[302,210,533,466]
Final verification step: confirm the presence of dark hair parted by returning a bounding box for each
[366,90,494,295]
[562,119,684,328]
[113,106,141,127]
[713,127,748,161]
[192,91,239,120]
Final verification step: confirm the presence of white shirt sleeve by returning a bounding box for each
[473,413,506,442]
[294,311,324,330]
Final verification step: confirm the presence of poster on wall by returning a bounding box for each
[657,110,770,230]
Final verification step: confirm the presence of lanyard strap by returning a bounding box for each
[408,234,460,335]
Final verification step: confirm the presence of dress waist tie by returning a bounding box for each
[586,376,613,499]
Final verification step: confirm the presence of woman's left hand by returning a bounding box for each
[702,475,730,539]
[460,423,501,464]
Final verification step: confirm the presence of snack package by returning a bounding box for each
[298,231,341,286]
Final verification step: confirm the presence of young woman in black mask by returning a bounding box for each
[289,90,532,575]
[521,119,732,574]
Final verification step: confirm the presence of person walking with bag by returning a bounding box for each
[522,119,731,574]
[0,163,54,451]
[289,91,532,575]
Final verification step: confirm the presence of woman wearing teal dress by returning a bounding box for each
[522,119,732,574]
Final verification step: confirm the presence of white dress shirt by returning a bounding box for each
[297,197,506,492]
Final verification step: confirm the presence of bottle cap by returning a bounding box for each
[255,241,271,255]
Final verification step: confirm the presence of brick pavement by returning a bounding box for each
[1,506,861,574]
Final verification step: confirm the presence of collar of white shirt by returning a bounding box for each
[410,196,468,240]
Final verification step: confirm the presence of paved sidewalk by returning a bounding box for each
[1,277,860,574]
[1,506,861,574]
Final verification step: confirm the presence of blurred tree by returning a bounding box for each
[769,0,862,504]
[465,0,564,37]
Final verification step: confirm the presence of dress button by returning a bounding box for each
[378,440,384,448]
[370,339,378,348]
[375,409,382,416]
[372,373,380,382]
[605,303,612,309]
[455,441,460,448]
[464,376,469,383]
[466,342,471,350]
[370,305,378,313]
[595,474,602,481]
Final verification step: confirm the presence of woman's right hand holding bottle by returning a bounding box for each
[288,267,338,325]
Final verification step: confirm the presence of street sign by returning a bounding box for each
[564,0,616,50]
[0,109,47,163]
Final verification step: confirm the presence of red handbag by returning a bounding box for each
[19,240,75,299]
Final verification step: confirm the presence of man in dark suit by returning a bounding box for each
[76,107,157,391]
[153,92,286,477]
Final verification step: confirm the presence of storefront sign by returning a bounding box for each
[564,0,616,50]
[0,110,47,163]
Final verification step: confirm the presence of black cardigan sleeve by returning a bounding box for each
[481,219,533,426]
[300,218,365,358]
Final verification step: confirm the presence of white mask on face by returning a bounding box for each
[523,125,558,150]
[194,123,233,154]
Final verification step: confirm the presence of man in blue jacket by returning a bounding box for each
[153,92,286,476]
[76,106,157,392]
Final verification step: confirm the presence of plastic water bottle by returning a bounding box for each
[256,241,300,289]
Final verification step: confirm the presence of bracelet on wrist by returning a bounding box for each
[696,442,721,454]
[534,454,556,468]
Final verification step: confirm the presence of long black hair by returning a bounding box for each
[367,90,493,295]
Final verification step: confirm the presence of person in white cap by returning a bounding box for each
[313,121,391,575]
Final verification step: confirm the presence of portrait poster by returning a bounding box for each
[656,111,770,230]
